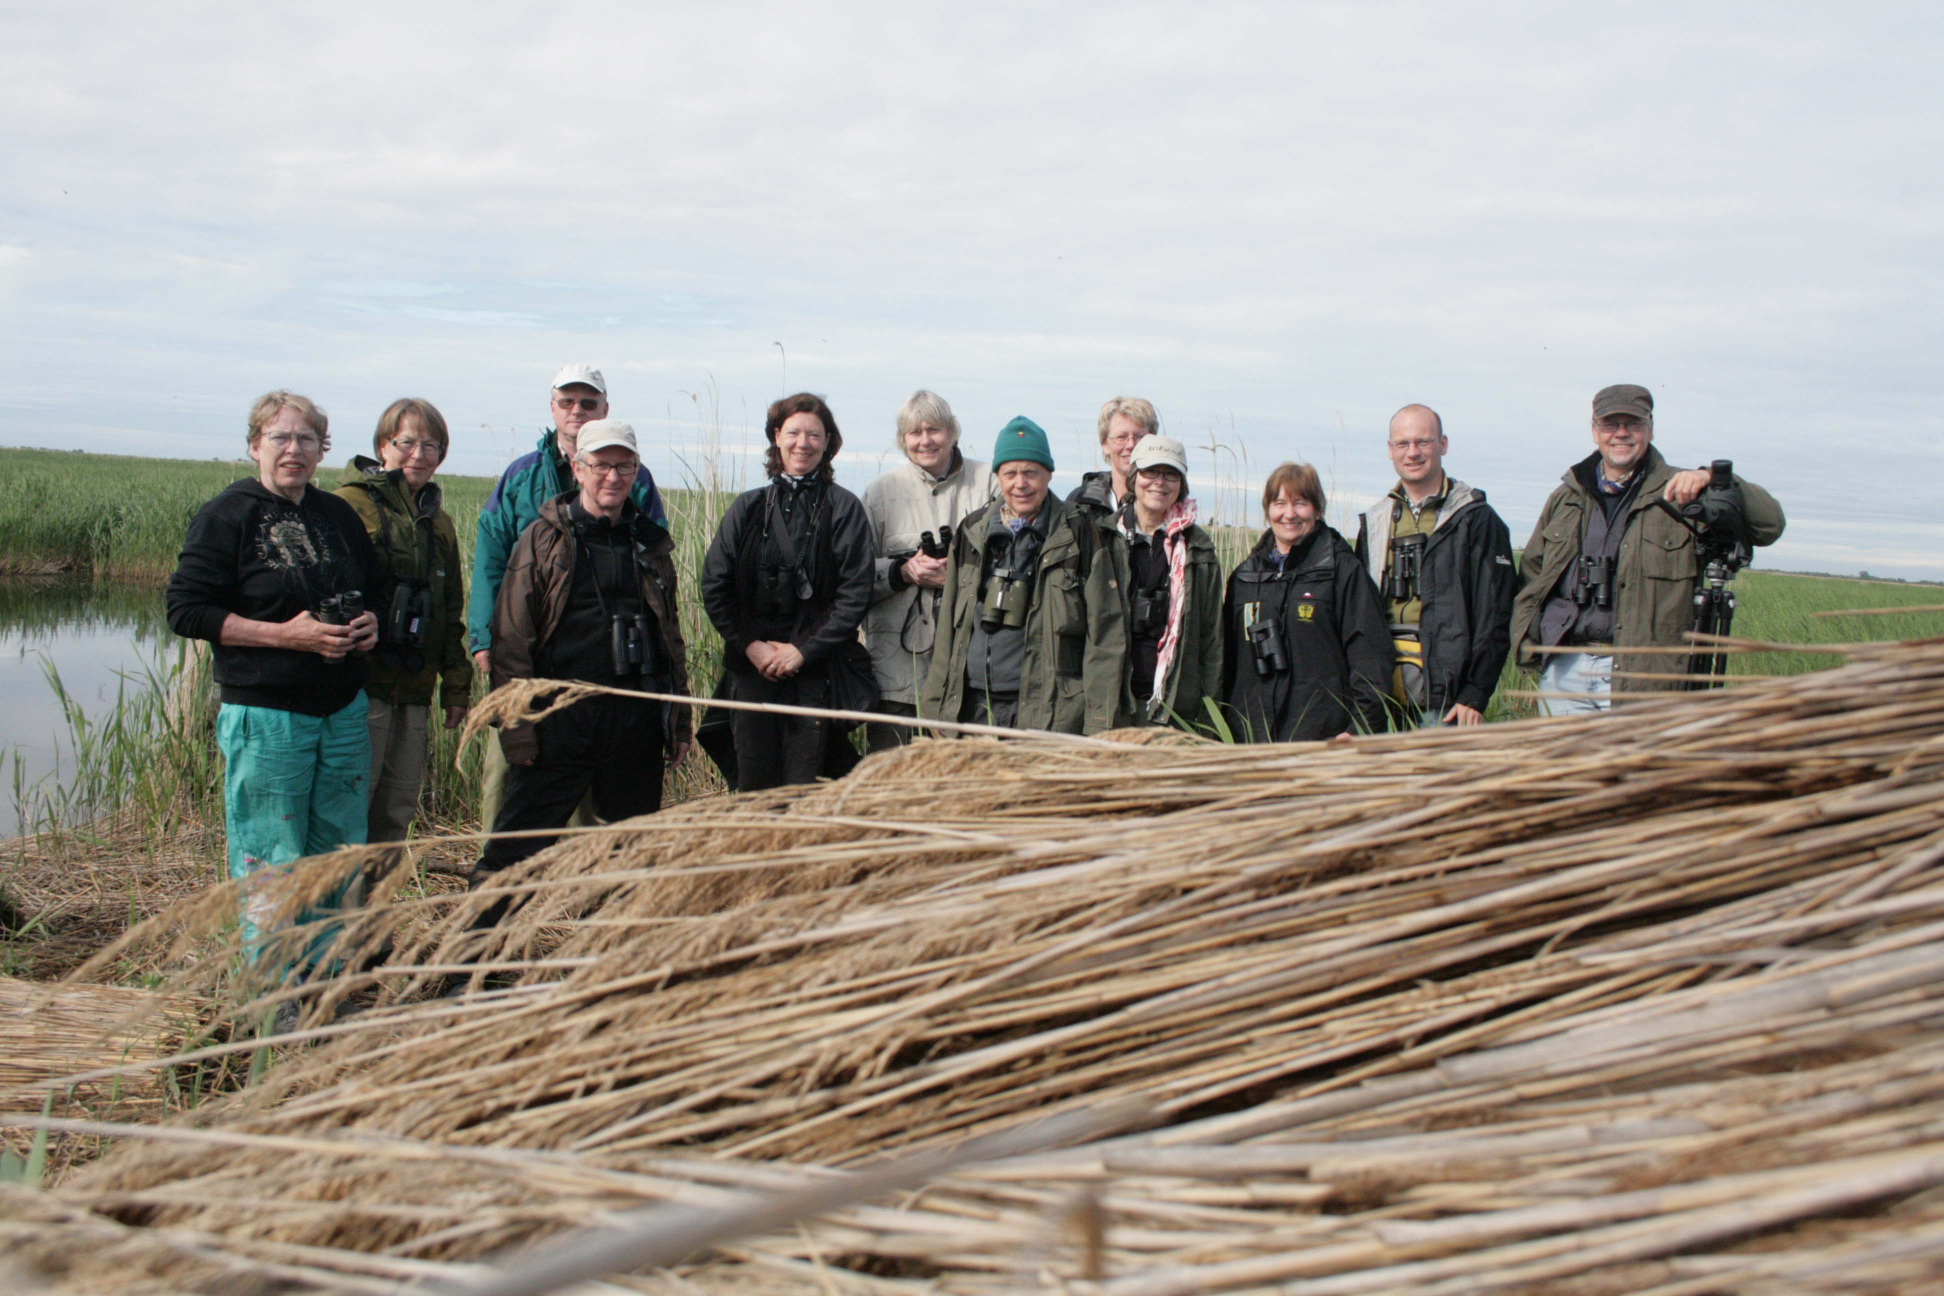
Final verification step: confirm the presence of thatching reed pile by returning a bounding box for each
[8,637,1944,1292]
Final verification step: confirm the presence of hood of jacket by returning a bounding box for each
[1358,475,1483,587]
[338,455,445,520]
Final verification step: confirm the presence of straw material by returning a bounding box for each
[9,637,1944,1292]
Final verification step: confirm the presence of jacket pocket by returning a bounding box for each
[1639,528,1695,581]
[1043,565,1085,637]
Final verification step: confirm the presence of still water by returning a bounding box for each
[0,581,176,838]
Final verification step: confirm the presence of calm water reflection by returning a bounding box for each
[0,581,177,837]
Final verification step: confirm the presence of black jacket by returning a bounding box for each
[166,478,381,717]
[1353,481,1517,716]
[700,478,875,676]
[1220,525,1393,742]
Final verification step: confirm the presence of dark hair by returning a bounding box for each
[1262,461,1326,517]
[764,392,842,482]
[373,397,449,461]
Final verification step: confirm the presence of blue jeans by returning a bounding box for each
[216,693,371,973]
[1538,653,1613,716]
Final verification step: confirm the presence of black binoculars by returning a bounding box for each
[979,568,1029,631]
[383,583,431,651]
[919,524,952,560]
[1386,533,1424,603]
[1131,591,1165,636]
[1247,615,1290,678]
[315,590,364,625]
[1572,555,1615,610]
[610,611,655,678]
[754,566,812,619]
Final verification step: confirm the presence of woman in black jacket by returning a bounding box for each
[1221,462,1393,742]
[700,393,876,790]
[165,390,380,988]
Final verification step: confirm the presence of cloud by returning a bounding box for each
[0,3,1939,573]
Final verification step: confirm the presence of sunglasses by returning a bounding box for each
[554,396,604,412]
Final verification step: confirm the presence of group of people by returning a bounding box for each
[165,369,1784,982]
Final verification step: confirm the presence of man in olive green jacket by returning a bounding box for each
[1510,384,1785,712]
[922,417,1133,735]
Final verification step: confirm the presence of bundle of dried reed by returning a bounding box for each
[8,638,1944,1293]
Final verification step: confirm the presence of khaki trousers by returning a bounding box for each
[366,698,430,843]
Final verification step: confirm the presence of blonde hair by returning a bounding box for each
[373,397,449,461]
[1262,461,1325,517]
[246,390,329,454]
[894,390,961,452]
[1096,396,1159,444]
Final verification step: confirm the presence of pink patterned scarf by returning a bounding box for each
[1123,498,1197,715]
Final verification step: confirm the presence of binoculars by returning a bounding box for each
[1241,602,1289,677]
[315,590,365,625]
[1572,555,1615,610]
[1131,591,1165,636]
[920,525,952,560]
[383,583,431,651]
[755,566,813,619]
[1386,533,1424,603]
[610,611,655,678]
[980,569,1030,631]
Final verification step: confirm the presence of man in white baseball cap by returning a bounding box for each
[468,367,668,833]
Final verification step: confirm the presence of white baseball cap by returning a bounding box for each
[1130,435,1189,478]
[575,420,638,458]
[551,363,607,395]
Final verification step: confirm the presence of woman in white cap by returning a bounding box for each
[1118,435,1223,730]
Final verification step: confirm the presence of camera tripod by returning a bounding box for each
[1653,459,1752,690]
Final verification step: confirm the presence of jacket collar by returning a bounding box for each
[539,491,669,550]
[905,445,967,488]
[236,476,320,509]
[343,455,444,519]
[1565,446,1670,504]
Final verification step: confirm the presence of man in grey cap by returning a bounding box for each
[1509,384,1786,714]
[469,366,668,832]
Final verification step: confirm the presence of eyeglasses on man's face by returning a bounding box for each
[554,396,604,413]
[263,432,321,452]
[1388,438,1440,453]
[580,460,637,480]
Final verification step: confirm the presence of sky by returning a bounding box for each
[3,3,1940,575]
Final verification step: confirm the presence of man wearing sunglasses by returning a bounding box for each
[469,365,667,830]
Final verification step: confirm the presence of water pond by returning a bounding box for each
[0,581,180,838]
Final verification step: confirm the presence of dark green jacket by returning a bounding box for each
[1510,446,1785,695]
[334,458,470,709]
[1123,517,1224,732]
[921,493,1133,735]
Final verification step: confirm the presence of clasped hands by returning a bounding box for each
[746,640,806,681]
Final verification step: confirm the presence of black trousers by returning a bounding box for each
[959,688,1020,731]
[731,669,830,791]
[865,700,918,752]
[478,699,664,877]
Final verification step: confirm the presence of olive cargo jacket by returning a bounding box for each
[333,458,470,710]
[920,493,1133,735]
[489,495,691,764]
[1509,447,1785,695]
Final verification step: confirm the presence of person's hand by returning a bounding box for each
[1442,702,1484,726]
[901,552,948,590]
[283,611,358,660]
[443,705,467,731]
[765,643,806,679]
[668,739,691,769]
[1664,469,1712,506]
[746,641,777,674]
[1331,732,1355,745]
[346,610,380,653]
[472,649,492,675]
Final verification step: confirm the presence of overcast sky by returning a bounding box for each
[3,3,1940,574]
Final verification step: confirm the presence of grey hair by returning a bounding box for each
[1096,396,1159,444]
[895,390,961,451]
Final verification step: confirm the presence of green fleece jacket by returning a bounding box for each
[333,458,470,709]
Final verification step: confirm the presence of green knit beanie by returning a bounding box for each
[992,416,1055,472]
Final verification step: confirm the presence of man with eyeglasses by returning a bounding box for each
[1067,396,1159,520]
[469,365,667,831]
[1510,384,1785,714]
[1353,404,1516,727]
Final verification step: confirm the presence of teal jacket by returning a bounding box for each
[468,430,666,654]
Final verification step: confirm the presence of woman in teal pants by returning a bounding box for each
[166,390,381,1002]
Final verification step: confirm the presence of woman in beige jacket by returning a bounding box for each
[860,390,995,750]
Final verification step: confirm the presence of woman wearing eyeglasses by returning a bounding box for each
[165,390,381,999]
[333,398,471,844]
